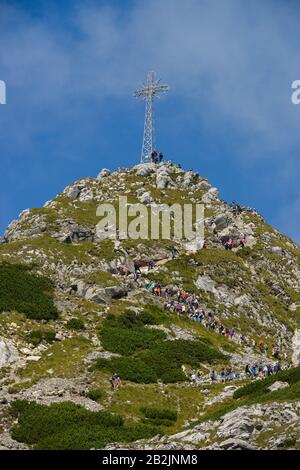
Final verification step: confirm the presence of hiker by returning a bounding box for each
[231,200,242,215]
[210,370,217,382]
[190,370,196,385]
[151,150,158,163]
[159,152,164,163]
[224,238,233,250]
[119,265,129,277]
[197,370,202,384]
[110,373,121,389]
[238,233,246,248]
[148,259,155,271]
[169,246,178,259]
[134,260,142,279]
[153,283,161,296]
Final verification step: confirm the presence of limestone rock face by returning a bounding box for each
[0,337,19,368]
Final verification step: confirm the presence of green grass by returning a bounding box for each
[0,236,116,265]
[84,270,119,287]
[140,407,177,427]
[0,263,58,320]
[11,400,158,450]
[20,336,92,382]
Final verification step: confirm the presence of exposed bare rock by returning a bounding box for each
[0,337,19,368]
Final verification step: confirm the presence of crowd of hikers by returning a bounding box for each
[223,233,246,250]
[150,149,183,169]
[143,281,283,361]
[118,254,283,362]
[230,200,258,216]
[113,176,289,388]
[190,360,289,385]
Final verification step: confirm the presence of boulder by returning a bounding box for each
[85,286,128,304]
[156,174,175,189]
[198,180,211,189]
[292,329,300,365]
[219,438,257,450]
[195,275,216,293]
[78,188,94,202]
[0,337,19,368]
[201,187,219,203]
[134,163,156,177]
[214,214,231,231]
[53,220,95,243]
[139,191,153,204]
[97,169,111,179]
[182,171,196,188]
[267,381,289,393]
[269,246,285,256]
[65,186,80,200]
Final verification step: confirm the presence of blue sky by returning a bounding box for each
[0,0,300,242]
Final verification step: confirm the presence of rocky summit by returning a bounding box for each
[0,162,300,450]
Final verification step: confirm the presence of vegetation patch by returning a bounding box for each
[140,407,177,426]
[27,329,57,346]
[199,366,300,424]
[85,389,105,403]
[11,400,157,450]
[234,366,300,400]
[100,310,167,356]
[20,336,92,382]
[94,337,225,384]
[0,263,58,320]
[66,318,85,331]
[84,270,119,287]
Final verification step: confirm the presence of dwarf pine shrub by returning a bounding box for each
[0,263,58,320]
[94,338,225,384]
[27,329,56,346]
[10,400,157,450]
[66,318,85,330]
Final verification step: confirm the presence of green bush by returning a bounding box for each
[11,400,157,450]
[95,356,158,384]
[94,339,225,384]
[66,318,85,330]
[140,407,177,422]
[0,263,58,320]
[27,329,56,346]
[139,305,169,325]
[86,389,104,402]
[100,311,166,356]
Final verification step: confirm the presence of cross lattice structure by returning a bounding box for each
[133,71,169,163]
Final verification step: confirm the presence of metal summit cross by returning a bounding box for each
[133,71,169,163]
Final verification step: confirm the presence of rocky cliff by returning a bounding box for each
[0,162,300,450]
